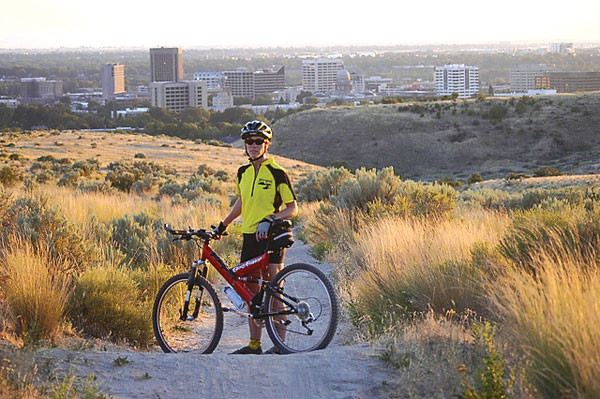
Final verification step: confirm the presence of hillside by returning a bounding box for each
[2,131,319,183]
[270,93,600,180]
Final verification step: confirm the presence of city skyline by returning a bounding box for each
[0,0,599,50]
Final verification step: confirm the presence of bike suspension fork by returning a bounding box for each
[180,260,206,321]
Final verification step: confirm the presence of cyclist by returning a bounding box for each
[214,120,298,355]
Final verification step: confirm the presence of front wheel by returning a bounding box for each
[264,263,338,354]
[152,273,223,353]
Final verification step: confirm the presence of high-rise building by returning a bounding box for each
[102,63,125,100]
[254,66,285,97]
[20,78,63,100]
[434,64,479,98]
[223,68,255,98]
[193,72,226,89]
[150,80,207,112]
[302,58,344,93]
[150,47,183,82]
[510,64,548,92]
[536,71,600,93]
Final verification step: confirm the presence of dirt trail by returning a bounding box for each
[36,240,395,399]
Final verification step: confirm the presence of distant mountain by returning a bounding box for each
[270,94,600,180]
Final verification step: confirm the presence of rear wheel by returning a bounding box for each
[152,273,223,353]
[264,263,338,354]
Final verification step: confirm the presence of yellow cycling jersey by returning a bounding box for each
[235,158,296,234]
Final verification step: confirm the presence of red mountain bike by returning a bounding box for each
[152,220,338,354]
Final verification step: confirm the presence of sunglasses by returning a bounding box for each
[244,139,266,145]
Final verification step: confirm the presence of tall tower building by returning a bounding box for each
[434,64,479,98]
[102,63,125,100]
[302,58,344,93]
[150,47,183,82]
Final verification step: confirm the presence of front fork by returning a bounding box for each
[180,260,207,321]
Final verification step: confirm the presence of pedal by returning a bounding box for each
[222,307,231,312]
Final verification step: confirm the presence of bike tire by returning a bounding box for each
[152,272,223,353]
[264,263,338,354]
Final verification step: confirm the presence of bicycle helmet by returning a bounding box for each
[241,120,273,141]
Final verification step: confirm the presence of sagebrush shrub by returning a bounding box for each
[0,195,102,274]
[109,211,164,267]
[296,167,352,202]
[68,266,153,346]
[332,167,401,210]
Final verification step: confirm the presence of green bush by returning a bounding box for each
[105,161,177,192]
[533,166,562,177]
[460,321,514,399]
[109,211,165,267]
[468,173,484,184]
[68,266,153,346]
[400,180,458,219]
[0,195,102,274]
[332,167,401,211]
[0,166,23,187]
[295,167,352,202]
[57,170,80,187]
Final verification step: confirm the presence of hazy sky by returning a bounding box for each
[1,0,599,49]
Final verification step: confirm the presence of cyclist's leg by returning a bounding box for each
[240,234,264,347]
[266,248,287,342]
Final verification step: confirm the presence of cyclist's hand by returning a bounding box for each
[255,216,274,241]
[211,221,227,237]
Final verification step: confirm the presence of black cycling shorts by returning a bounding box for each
[240,233,285,264]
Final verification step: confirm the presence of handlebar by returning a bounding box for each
[163,224,228,241]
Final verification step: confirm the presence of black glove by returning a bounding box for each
[212,221,227,237]
[255,216,275,241]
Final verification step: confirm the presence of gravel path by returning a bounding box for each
[36,239,395,399]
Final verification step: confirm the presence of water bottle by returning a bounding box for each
[224,286,246,310]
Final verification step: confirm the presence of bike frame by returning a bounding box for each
[200,240,271,303]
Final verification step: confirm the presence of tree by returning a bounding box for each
[180,106,210,127]
[252,94,273,106]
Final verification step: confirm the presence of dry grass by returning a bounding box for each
[471,174,600,193]
[374,312,474,399]
[0,241,70,344]
[3,130,319,183]
[491,251,600,398]
[343,209,509,329]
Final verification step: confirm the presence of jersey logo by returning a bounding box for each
[257,178,272,189]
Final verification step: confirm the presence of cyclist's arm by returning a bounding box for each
[223,197,242,227]
[273,200,298,220]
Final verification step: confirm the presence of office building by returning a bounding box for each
[254,66,285,97]
[150,47,183,82]
[302,58,344,93]
[150,80,207,112]
[102,63,125,100]
[364,76,393,93]
[193,72,226,89]
[350,72,365,93]
[20,78,63,100]
[536,71,600,93]
[434,64,480,98]
[510,64,548,92]
[223,68,254,98]
[551,43,574,55]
